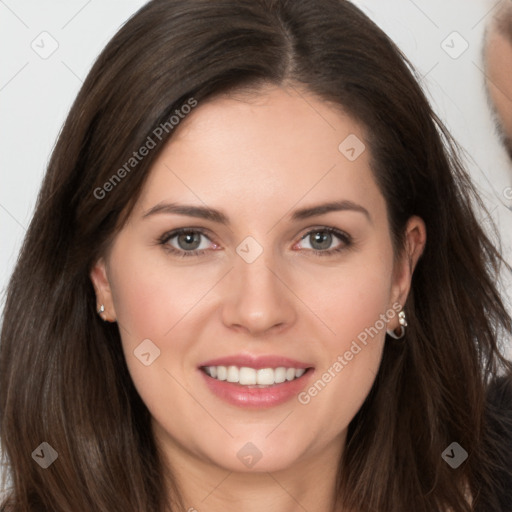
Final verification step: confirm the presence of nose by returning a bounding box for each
[220,246,297,336]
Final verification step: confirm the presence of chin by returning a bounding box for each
[214,452,301,474]
[202,436,309,473]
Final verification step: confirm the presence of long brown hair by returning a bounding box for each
[1,1,511,510]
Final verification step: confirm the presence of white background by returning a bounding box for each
[1,1,511,346]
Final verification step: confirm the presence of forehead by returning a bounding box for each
[171,84,358,156]
[135,84,383,220]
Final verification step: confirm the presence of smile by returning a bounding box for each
[201,365,308,386]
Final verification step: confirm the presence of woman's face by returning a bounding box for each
[91,84,425,474]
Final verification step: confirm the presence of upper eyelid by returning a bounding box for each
[160,226,215,241]
[299,226,350,238]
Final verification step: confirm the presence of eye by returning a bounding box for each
[158,226,352,258]
[159,228,219,257]
[295,227,352,256]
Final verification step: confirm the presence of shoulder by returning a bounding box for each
[483,374,512,510]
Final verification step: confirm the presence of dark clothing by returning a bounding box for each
[481,374,512,511]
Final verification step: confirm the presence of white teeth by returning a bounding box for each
[226,366,239,383]
[274,367,287,383]
[239,367,257,385]
[216,366,227,381]
[203,365,308,386]
[256,368,274,386]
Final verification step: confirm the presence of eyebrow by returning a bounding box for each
[143,202,229,224]
[291,200,371,222]
[142,199,371,224]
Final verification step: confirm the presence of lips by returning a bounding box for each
[198,354,312,370]
[197,353,315,408]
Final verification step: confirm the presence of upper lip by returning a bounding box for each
[198,354,313,370]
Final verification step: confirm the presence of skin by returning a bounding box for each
[91,84,426,512]
[484,20,512,160]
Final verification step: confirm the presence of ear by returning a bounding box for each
[388,216,426,327]
[90,257,117,322]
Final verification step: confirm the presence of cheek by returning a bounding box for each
[108,244,221,342]
[106,246,220,421]
[296,243,394,347]
[295,241,393,426]
[106,244,225,400]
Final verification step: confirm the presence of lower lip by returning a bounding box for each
[199,369,314,408]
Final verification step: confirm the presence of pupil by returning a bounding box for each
[311,231,331,250]
[178,232,200,250]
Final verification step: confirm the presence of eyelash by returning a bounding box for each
[158,227,353,258]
